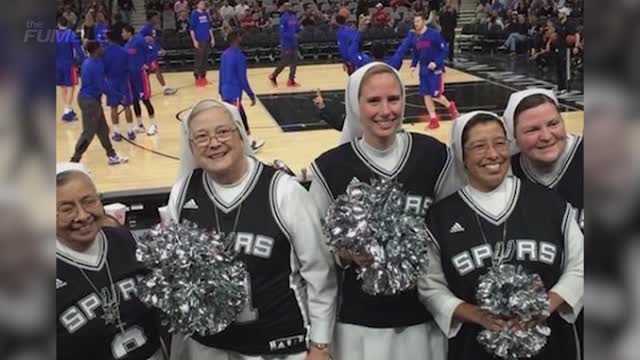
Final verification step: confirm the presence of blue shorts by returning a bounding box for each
[129,69,151,101]
[106,78,133,107]
[419,72,444,98]
[56,63,78,87]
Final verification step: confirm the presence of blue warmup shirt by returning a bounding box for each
[219,46,255,101]
[348,31,415,70]
[95,21,109,45]
[147,41,160,61]
[190,9,211,42]
[386,31,415,70]
[79,57,107,100]
[279,12,300,49]
[411,28,448,75]
[140,22,157,38]
[336,25,356,62]
[103,43,129,82]
[125,34,151,71]
[55,28,85,66]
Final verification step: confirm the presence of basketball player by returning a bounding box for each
[95,10,110,46]
[419,111,583,360]
[56,162,163,359]
[219,30,265,152]
[70,40,128,165]
[503,88,584,350]
[310,62,459,360]
[122,24,159,136]
[410,12,459,129]
[190,0,215,87]
[103,30,136,141]
[336,15,357,75]
[269,2,301,87]
[167,99,336,360]
[142,11,178,96]
[56,16,85,122]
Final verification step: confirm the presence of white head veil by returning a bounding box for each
[178,99,254,180]
[56,162,94,182]
[503,88,559,154]
[449,110,507,184]
[339,61,406,145]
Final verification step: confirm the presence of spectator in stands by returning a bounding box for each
[174,0,190,17]
[162,2,176,30]
[512,0,527,15]
[176,10,190,33]
[62,5,78,29]
[474,1,489,23]
[372,3,392,28]
[300,5,321,27]
[501,13,529,55]
[95,1,110,22]
[391,0,411,10]
[536,0,554,18]
[490,0,506,16]
[439,1,457,61]
[255,9,271,31]
[118,0,134,24]
[553,6,580,92]
[219,0,237,25]
[235,0,250,19]
[210,6,224,32]
[240,9,258,32]
[81,10,96,40]
[412,0,427,14]
[356,0,370,19]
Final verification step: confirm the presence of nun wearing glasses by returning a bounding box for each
[166,99,336,360]
[56,162,164,360]
[418,111,583,360]
[309,62,460,360]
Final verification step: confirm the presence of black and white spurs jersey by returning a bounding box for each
[312,131,453,328]
[427,178,581,360]
[56,227,161,360]
[512,135,583,228]
[175,164,309,356]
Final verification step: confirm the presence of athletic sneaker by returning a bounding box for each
[135,124,146,134]
[147,124,158,136]
[427,117,440,130]
[269,75,278,87]
[448,101,459,120]
[127,130,136,140]
[107,155,128,165]
[111,132,123,142]
[251,139,265,152]
[163,87,178,95]
[61,112,77,122]
[287,79,300,87]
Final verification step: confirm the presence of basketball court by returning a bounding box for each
[55,60,584,194]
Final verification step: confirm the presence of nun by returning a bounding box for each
[418,111,583,360]
[56,162,164,360]
[503,88,583,229]
[166,99,336,360]
[309,61,458,360]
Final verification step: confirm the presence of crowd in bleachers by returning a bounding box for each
[464,0,583,72]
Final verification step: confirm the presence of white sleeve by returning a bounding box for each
[308,161,333,217]
[275,173,337,344]
[550,208,584,323]
[418,239,465,338]
[167,175,190,223]
[434,145,462,202]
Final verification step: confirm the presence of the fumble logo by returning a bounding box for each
[452,239,557,276]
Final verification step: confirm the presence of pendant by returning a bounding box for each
[100,287,121,326]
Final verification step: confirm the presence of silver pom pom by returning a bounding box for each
[322,177,429,295]
[476,264,550,359]
[135,220,248,336]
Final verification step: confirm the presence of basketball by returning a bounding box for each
[566,34,577,47]
[338,7,350,19]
